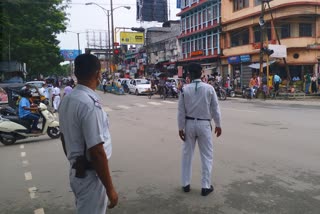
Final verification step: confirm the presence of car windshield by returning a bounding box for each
[136,80,149,85]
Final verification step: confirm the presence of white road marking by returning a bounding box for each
[103,106,113,112]
[162,101,176,104]
[24,172,33,181]
[134,103,147,107]
[117,105,130,109]
[20,145,24,149]
[34,208,45,214]
[148,102,162,106]
[22,160,29,167]
[222,108,257,113]
[28,187,38,199]
[21,152,26,157]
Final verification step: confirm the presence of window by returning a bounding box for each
[253,24,272,43]
[254,0,262,6]
[207,6,213,24]
[231,28,249,47]
[186,16,190,30]
[299,23,312,37]
[202,9,207,28]
[190,14,194,30]
[280,24,291,39]
[233,0,249,12]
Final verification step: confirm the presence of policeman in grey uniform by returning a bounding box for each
[177,63,222,196]
[59,54,118,213]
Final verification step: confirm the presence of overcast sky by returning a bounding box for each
[57,0,180,52]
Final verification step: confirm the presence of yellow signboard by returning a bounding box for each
[120,32,144,45]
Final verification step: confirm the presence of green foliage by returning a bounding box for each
[0,0,70,76]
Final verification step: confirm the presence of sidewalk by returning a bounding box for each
[230,96,320,107]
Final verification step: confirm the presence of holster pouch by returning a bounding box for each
[72,156,93,178]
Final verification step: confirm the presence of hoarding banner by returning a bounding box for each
[268,44,287,58]
[120,32,144,45]
[60,49,81,61]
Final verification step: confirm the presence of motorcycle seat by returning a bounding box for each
[3,115,32,129]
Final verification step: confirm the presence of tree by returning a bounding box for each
[0,0,70,77]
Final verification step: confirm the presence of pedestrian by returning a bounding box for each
[59,54,118,214]
[249,74,257,99]
[305,73,311,94]
[311,74,317,94]
[53,84,61,112]
[63,82,73,97]
[102,77,107,94]
[273,73,281,95]
[177,62,222,197]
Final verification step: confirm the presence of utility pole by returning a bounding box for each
[77,33,80,54]
[110,0,114,73]
[259,1,266,80]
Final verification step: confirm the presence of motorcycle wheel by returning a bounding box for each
[220,90,227,100]
[0,135,16,145]
[47,127,61,139]
[230,91,236,97]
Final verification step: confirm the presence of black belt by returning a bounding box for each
[185,116,211,121]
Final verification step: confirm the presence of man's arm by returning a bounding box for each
[210,88,222,137]
[177,91,186,141]
[89,143,118,209]
[60,133,67,157]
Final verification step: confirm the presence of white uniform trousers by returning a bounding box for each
[70,169,108,214]
[53,95,61,111]
[181,120,213,189]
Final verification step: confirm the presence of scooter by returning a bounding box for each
[0,102,60,145]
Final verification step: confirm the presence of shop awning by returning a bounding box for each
[248,60,276,69]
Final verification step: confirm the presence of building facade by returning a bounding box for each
[177,0,221,73]
[220,0,320,89]
[146,21,181,75]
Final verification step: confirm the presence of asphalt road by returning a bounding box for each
[0,92,319,214]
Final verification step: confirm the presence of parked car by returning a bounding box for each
[128,79,151,95]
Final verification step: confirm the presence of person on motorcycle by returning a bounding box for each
[18,88,41,133]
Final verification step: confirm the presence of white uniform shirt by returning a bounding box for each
[178,79,221,130]
[59,84,112,164]
[54,87,61,96]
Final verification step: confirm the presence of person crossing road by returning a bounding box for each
[177,63,222,196]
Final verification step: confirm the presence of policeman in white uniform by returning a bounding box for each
[53,85,61,112]
[59,54,118,213]
[177,63,222,196]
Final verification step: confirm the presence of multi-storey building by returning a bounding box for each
[177,0,221,72]
[147,21,180,67]
[220,0,320,88]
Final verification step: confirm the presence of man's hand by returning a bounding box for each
[215,127,222,137]
[179,130,185,141]
[107,188,118,209]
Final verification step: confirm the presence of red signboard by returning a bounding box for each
[191,50,203,57]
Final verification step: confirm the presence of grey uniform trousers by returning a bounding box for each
[70,169,108,214]
[181,120,213,189]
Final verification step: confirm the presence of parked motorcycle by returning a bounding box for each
[214,83,227,100]
[163,82,179,99]
[242,86,257,99]
[0,102,60,145]
[225,87,236,97]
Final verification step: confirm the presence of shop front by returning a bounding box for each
[224,54,252,90]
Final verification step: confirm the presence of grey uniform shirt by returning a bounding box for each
[59,84,112,164]
[178,79,221,130]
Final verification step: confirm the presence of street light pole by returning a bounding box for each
[77,33,80,54]
[110,0,114,73]
[85,2,130,74]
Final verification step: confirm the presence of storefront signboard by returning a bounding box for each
[240,55,251,63]
[228,56,241,64]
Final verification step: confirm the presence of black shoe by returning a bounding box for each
[201,185,214,196]
[182,185,190,193]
